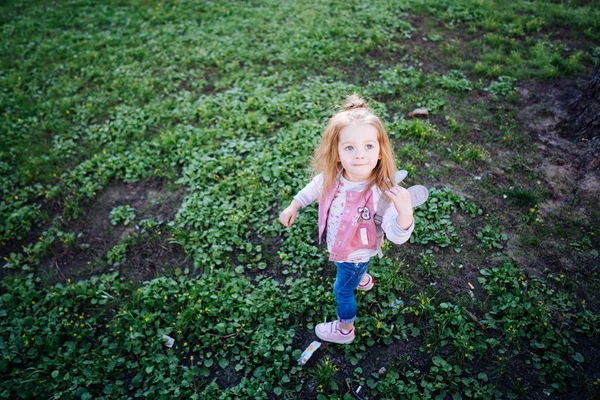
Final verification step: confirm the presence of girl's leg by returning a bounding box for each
[333,260,370,331]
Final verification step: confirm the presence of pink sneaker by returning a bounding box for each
[357,274,375,291]
[315,320,356,344]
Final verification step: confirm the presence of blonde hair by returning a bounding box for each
[312,94,397,198]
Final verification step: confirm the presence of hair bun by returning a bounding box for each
[343,94,367,111]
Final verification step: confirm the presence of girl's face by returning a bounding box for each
[337,122,381,182]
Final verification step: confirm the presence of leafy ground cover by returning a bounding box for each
[1,0,599,398]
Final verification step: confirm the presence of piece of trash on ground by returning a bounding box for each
[468,290,475,299]
[466,310,486,329]
[407,108,429,118]
[389,299,404,308]
[356,385,362,393]
[467,282,475,289]
[378,367,387,375]
[162,334,175,348]
[297,341,321,365]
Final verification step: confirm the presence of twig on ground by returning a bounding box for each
[207,330,244,339]
[55,262,67,281]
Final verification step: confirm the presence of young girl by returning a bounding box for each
[279,94,426,344]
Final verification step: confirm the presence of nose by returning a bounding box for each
[355,149,365,159]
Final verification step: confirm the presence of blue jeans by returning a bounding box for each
[333,259,371,324]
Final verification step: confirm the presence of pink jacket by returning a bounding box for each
[294,173,414,262]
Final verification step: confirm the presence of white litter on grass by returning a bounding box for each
[389,299,404,308]
[297,341,321,365]
[430,282,437,286]
[356,386,362,394]
[162,334,175,348]
[503,194,508,199]
[474,176,482,180]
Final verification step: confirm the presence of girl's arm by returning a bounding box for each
[293,173,324,208]
[279,173,324,228]
[381,186,414,245]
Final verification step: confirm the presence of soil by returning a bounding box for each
[33,179,189,285]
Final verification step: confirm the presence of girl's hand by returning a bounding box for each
[279,201,301,228]
[385,186,413,230]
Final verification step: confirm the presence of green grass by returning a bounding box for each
[1,0,600,398]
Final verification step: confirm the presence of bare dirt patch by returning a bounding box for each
[517,79,600,208]
[36,180,188,284]
[510,78,600,301]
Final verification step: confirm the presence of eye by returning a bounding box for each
[345,146,354,151]
[366,144,374,150]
